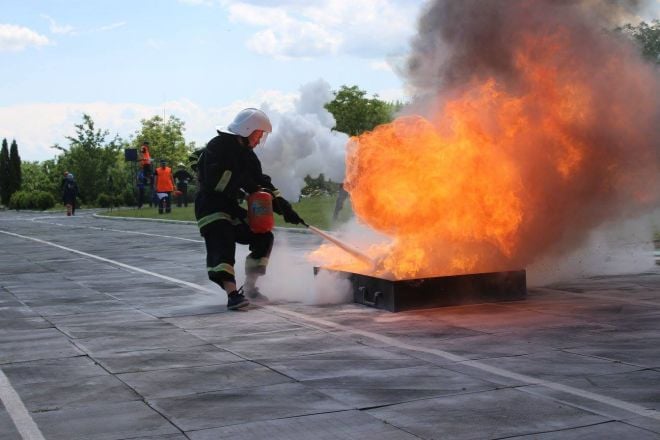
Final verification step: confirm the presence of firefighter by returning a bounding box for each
[173,162,193,207]
[195,108,305,310]
[154,159,175,214]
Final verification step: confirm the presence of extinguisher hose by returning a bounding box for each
[305,224,375,268]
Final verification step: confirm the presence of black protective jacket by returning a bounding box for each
[62,180,78,205]
[194,132,288,234]
[173,169,193,188]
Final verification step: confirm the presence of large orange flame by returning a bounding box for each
[312,19,658,280]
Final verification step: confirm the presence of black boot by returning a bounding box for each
[227,290,249,310]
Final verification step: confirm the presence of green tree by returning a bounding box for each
[133,115,193,166]
[301,173,342,196]
[20,162,52,193]
[619,20,660,63]
[37,158,67,200]
[0,139,9,205]
[58,114,123,204]
[105,157,137,207]
[9,139,22,196]
[324,85,400,136]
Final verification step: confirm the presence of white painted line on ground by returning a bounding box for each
[2,228,659,423]
[269,306,660,421]
[0,368,46,440]
[29,217,204,243]
[93,213,195,225]
[0,230,214,294]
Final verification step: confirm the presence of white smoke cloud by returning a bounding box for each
[528,211,659,286]
[257,79,350,200]
[311,269,353,304]
[234,227,353,305]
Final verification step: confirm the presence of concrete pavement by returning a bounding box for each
[0,210,658,439]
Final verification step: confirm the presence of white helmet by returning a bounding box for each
[224,108,272,137]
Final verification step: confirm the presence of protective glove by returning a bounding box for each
[274,196,305,225]
[283,206,305,225]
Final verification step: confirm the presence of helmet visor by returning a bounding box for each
[255,131,269,148]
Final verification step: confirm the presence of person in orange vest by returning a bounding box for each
[154,159,176,214]
[139,141,153,185]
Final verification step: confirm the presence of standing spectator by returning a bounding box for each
[173,163,193,207]
[139,142,153,185]
[62,173,78,216]
[154,159,175,214]
[136,168,147,208]
[333,183,349,221]
[150,177,158,208]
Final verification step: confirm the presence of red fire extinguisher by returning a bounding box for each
[247,191,274,233]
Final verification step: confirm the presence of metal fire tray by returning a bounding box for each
[314,268,526,312]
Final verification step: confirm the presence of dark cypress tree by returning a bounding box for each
[0,139,9,205]
[8,139,22,197]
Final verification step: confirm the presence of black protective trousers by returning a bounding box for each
[202,219,274,287]
[176,184,188,207]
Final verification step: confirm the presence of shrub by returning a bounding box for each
[96,193,114,208]
[35,192,55,210]
[9,190,55,210]
[121,189,135,207]
[9,191,27,210]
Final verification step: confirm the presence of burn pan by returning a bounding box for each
[314,268,526,312]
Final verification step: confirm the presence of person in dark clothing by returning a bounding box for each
[173,163,193,207]
[333,183,349,221]
[60,171,70,192]
[62,173,79,216]
[137,169,147,208]
[150,178,158,208]
[195,108,305,310]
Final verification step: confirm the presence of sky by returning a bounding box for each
[0,0,425,162]
[1,0,657,164]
